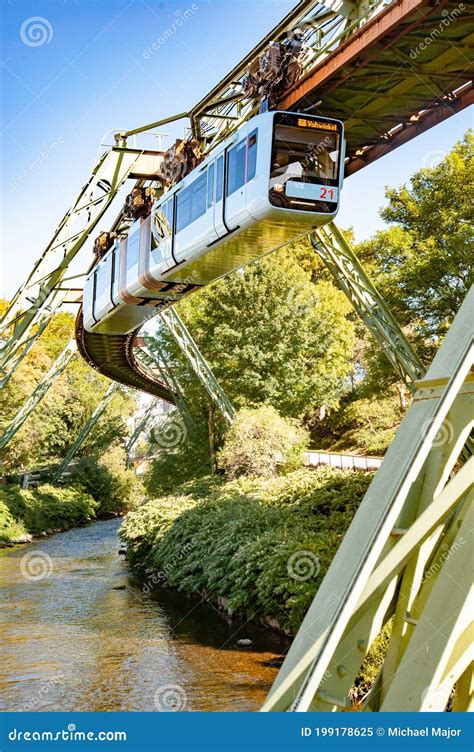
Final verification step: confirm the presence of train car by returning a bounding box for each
[84,110,345,335]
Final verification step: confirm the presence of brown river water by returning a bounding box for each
[0,518,290,712]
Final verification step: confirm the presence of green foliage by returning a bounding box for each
[0,483,97,541]
[311,389,405,455]
[150,244,355,424]
[143,421,212,498]
[120,467,372,630]
[0,309,138,472]
[218,405,309,478]
[356,131,473,369]
[72,445,143,515]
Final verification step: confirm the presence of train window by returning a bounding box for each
[152,200,173,247]
[207,163,214,209]
[247,129,258,182]
[112,244,120,302]
[127,230,140,269]
[216,156,223,201]
[270,121,340,187]
[110,247,116,301]
[226,138,246,196]
[94,262,109,318]
[176,173,207,232]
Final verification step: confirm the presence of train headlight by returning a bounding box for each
[273,183,284,193]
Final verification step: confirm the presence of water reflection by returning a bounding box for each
[0,518,289,711]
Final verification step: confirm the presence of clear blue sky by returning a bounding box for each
[1,0,472,298]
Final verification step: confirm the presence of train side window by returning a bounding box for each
[216,156,223,201]
[176,173,207,232]
[127,230,139,269]
[247,129,258,182]
[226,138,246,196]
[152,200,173,247]
[112,245,120,302]
[207,163,214,209]
[110,248,116,302]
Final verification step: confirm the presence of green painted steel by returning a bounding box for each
[311,223,425,388]
[0,340,77,449]
[52,382,120,481]
[262,287,473,712]
[0,147,159,388]
[160,308,235,426]
[125,398,162,456]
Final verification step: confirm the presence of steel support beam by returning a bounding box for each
[160,308,235,426]
[262,287,473,711]
[0,340,77,449]
[125,398,162,456]
[311,223,425,388]
[0,147,163,386]
[52,382,120,481]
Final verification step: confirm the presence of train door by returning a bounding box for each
[213,154,226,238]
[223,133,248,231]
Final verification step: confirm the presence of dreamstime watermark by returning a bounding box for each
[9,137,64,193]
[20,551,53,581]
[421,681,452,710]
[422,536,465,584]
[20,671,64,711]
[154,683,188,711]
[143,5,199,59]
[421,417,454,448]
[20,16,53,47]
[150,413,188,448]
[287,550,320,581]
[142,538,196,593]
[409,4,465,59]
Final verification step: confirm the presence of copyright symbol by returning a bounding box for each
[376,727,385,736]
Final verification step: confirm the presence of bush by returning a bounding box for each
[218,405,309,478]
[120,467,372,630]
[73,445,143,514]
[143,422,212,498]
[0,483,97,540]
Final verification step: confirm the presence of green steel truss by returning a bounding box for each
[0,146,163,388]
[160,308,235,426]
[0,340,77,449]
[125,398,162,456]
[120,1,384,153]
[311,223,425,388]
[135,340,193,428]
[262,287,473,712]
[52,382,120,481]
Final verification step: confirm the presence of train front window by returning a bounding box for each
[269,114,341,211]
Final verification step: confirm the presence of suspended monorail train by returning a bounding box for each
[83,110,345,334]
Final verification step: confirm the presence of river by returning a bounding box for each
[0,518,289,712]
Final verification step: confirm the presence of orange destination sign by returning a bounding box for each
[297,118,338,131]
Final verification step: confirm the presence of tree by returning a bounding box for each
[0,308,138,472]
[357,131,473,349]
[170,245,355,419]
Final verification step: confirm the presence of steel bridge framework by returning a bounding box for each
[0,0,472,713]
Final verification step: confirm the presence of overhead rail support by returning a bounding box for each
[311,223,425,388]
[262,287,474,712]
[0,146,165,387]
[160,308,235,426]
[0,340,77,450]
[125,398,161,457]
[52,382,120,481]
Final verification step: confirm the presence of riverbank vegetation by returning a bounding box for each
[0,484,97,543]
[121,467,373,632]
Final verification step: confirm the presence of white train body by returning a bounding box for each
[83,111,345,334]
